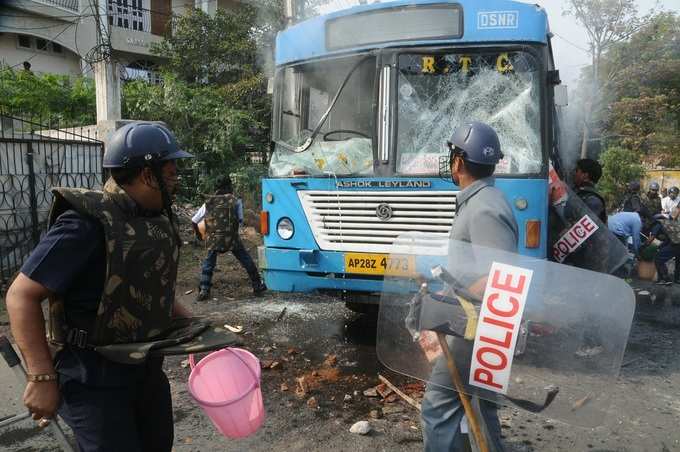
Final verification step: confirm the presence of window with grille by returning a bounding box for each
[108,0,148,32]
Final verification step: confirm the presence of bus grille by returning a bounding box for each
[298,190,457,253]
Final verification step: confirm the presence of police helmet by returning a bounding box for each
[649,181,660,191]
[669,186,679,196]
[447,121,504,166]
[627,181,641,192]
[103,122,193,168]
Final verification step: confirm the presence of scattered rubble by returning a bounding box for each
[349,421,371,435]
[307,397,318,409]
[224,324,243,333]
[363,387,378,397]
[369,409,383,419]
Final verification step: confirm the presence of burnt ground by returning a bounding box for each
[0,225,679,451]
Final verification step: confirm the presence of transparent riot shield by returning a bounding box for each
[377,233,635,428]
[548,167,629,274]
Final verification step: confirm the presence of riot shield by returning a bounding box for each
[377,233,635,427]
[548,166,630,274]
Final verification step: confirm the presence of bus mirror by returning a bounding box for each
[554,85,568,107]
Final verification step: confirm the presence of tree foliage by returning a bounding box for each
[598,12,680,168]
[0,67,96,125]
[123,5,281,201]
[563,0,656,157]
[598,146,646,207]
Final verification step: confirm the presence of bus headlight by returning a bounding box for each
[277,218,294,240]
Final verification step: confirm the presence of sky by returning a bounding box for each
[537,0,679,86]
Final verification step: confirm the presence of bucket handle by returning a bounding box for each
[189,349,260,388]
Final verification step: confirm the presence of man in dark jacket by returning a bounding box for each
[572,158,606,223]
[5,123,194,452]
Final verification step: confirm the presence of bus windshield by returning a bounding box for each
[270,55,376,177]
[396,51,542,176]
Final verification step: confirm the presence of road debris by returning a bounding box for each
[363,387,379,397]
[344,394,352,402]
[378,374,422,412]
[184,290,193,295]
[224,324,243,333]
[296,376,309,397]
[307,397,318,409]
[280,383,289,391]
[323,354,338,367]
[376,383,394,399]
[180,359,190,368]
[369,409,383,419]
[270,361,282,370]
[571,395,590,411]
[349,421,371,435]
[382,405,405,416]
[276,307,287,322]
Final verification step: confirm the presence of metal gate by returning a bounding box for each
[0,114,104,288]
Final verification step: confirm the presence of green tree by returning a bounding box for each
[563,0,655,157]
[598,146,645,208]
[599,13,680,167]
[123,5,282,201]
[0,67,96,125]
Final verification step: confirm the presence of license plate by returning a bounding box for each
[344,253,416,277]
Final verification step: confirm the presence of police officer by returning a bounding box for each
[646,210,680,285]
[573,158,607,223]
[5,122,194,451]
[422,121,517,452]
[192,176,266,300]
[643,181,662,217]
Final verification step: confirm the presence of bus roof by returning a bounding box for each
[276,0,550,66]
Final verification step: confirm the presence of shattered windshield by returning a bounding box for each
[397,51,542,175]
[270,55,376,177]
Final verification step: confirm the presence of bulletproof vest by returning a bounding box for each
[643,194,662,217]
[204,194,239,252]
[47,178,179,346]
[659,219,680,245]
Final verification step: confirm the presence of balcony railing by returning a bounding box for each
[33,0,79,12]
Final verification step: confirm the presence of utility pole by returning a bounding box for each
[284,0,295,26]
[94,0,121,124]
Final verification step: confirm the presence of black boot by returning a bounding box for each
[196,289,211,301]
[252,280,267,296]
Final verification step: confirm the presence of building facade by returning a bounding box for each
[0,0,241,80]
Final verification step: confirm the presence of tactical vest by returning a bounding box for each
[643,194,662,217]
[204,194,239,252]
[576,185,607,224]
[659,219,680,245]
[47,178,179,347]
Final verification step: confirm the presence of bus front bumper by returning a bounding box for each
[258,246,387,293]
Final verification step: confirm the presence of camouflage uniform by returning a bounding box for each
[47,178,238,364]
[198,194,265,297]
[643,193,662,218]
[204,194,239,252]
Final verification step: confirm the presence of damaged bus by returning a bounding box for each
[259,0,566,305]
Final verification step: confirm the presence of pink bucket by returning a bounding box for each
[188,348,265,438]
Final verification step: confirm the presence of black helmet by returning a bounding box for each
[669,186,679,196]
[627,181,641,192]
[447,121,504,166]
[103,122,193,168]
[649,181,660,191]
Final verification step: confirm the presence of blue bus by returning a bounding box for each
[259,0,564,304]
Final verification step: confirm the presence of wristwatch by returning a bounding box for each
[27,373,58,382]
